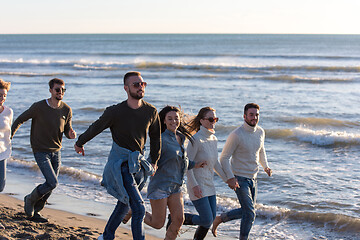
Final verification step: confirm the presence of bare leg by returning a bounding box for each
[144,198,167,229]
[211,215,222,237]
[165,192,184,240]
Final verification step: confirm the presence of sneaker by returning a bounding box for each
[30,212,49,223]
[97,234,104,240]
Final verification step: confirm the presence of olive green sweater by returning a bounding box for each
[11,100,73,153]
[76,100,161,164]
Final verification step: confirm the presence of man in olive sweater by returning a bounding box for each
[74,71,161,240]
[11,78,76,222]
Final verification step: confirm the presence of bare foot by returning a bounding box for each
[211,215,222,237]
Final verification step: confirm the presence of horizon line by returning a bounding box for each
[1,33,360,35]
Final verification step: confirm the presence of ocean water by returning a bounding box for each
[0,34,359,239]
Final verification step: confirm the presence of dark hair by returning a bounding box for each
[159,105,193,142]
[244,103,260,114]
[0,79,11,91]
[48,78,65,89]
[124,71,141,85]
[186,107,215,133]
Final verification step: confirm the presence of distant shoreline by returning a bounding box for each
[1,33,359,35]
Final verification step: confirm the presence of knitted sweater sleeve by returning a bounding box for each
[9,108,13,125]
[186,139,199,188]
[64,107,73,139]
[220,131,239,180]
[148,109,161,164]
[76,106,113,147]
[213,159,228,183]
[258,129,269,169]
[11,103,36,139]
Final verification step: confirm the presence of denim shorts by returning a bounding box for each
[147,183,182,200]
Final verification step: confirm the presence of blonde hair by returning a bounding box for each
[0,79,11,91]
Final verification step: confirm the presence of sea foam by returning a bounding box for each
[2,58,360,74]
[266,127,360,146]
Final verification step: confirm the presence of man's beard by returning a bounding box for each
[130,90,144,100]
[245,119,257,127]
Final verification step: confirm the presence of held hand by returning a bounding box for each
[195,161,207,168]
[151,163,158,176]
[226,177,239,190]
[74,143,85,156]
[264,167,272,177]
[193,185,203,199]
[68,129,77,139]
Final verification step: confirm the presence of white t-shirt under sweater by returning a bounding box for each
[0,106,13,160]
[220,121,268,180]
[186,126,227,201]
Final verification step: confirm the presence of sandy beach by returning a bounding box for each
[0,193,161,240]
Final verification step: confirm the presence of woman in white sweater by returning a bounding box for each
[0,79,13,229]
[0,79,13,193]
[183,107,227,240]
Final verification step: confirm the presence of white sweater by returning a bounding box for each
[186,126,227,201]
[0,106,13,160]
[220,121,268,180]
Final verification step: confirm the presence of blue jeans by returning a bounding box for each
[34,151,61,196]
[221,176,257,240]
[191,195,217,228]
[0,159,6,192]
[103,162,146,240]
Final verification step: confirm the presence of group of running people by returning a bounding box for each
[0,71,272,240]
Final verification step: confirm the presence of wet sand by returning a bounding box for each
[0,193,161,240]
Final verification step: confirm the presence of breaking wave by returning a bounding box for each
[1,58,360,75]
[266,127,360,146]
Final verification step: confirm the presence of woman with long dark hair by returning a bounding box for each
[144,106,205,240]
[182,107,227,239]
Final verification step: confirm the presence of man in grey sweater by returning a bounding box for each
[213,103,272,240]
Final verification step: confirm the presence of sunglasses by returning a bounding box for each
[54,88,66,93]
[132,82,147,88]
[203,117,219,123]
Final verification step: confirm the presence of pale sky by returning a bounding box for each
[1,0,360,34]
